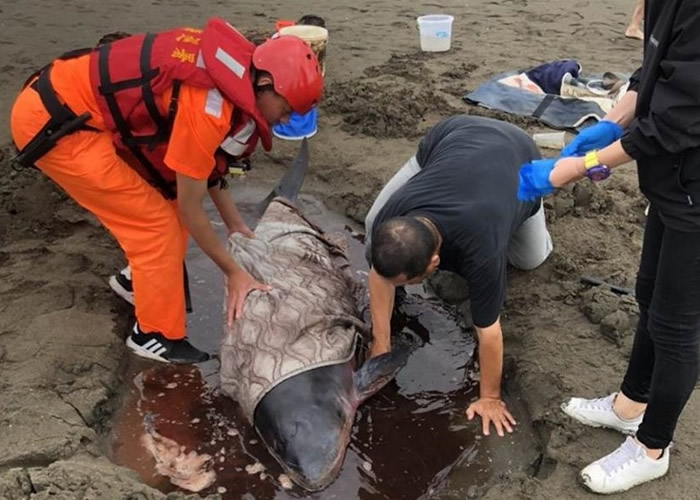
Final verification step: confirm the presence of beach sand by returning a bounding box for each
[1,0,698,498]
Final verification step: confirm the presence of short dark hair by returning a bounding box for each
[297,15,326,27]
[96,32,131,46]
[371,217,436,280]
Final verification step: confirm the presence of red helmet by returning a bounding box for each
[252,35,323,115]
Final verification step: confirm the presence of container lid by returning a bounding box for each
[417,14,454,22]
[279,25,329,41]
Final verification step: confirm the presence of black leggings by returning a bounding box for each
[621,205,700,450]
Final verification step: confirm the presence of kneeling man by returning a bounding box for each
[365,115,552,436]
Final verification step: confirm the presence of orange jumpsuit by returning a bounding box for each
[10,55,235,340]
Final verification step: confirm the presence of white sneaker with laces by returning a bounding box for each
[580,436,669,494]
[109,265,133,305]
[562,393,642,435]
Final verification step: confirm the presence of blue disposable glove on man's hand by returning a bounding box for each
[518,158,556,202]
[560,120,623,157]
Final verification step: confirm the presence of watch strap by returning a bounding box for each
[584,150,601,170]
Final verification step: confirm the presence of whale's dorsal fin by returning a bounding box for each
[256,137,309,217]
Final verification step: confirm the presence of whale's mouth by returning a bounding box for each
[259,418,353,492]
[277,445,349,492]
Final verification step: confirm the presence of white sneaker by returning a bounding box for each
[109,265,133,305]
[562,393,642,435]
[580,436,670,494]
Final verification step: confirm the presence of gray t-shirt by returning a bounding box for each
[370,116,540,327]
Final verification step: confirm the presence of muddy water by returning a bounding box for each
[106,181,537,499]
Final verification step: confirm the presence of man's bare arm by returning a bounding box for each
[368,267,395,357]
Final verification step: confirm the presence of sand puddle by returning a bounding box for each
[104,184,538,498]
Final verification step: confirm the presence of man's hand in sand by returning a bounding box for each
[466,397,517,437]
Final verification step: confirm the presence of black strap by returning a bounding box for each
[22,69,43,90]
[57,47,94,61]
[532,94,555,119]
[139,34,169,149]
[99,76,162,94]
[231,106,242,127]
[167,80,182,127]
[35,67,76,125]
[97,36,159,95]
[97,42,130,143]
[183,262,193,313]
[97,34,163,149]
[14,66,96,168]
[97,40,176,199]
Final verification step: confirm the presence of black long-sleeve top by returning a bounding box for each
[621,0,700,230]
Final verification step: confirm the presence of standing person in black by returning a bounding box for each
[518,0,700,493]
[365,115,553,438]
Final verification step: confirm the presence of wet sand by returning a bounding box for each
[104,191,539,498]
[1,0,699,499]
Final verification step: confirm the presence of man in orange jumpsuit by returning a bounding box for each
[11,18,323,364]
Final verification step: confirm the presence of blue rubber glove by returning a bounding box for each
[518,158,556,202]
[560,120,623,157]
